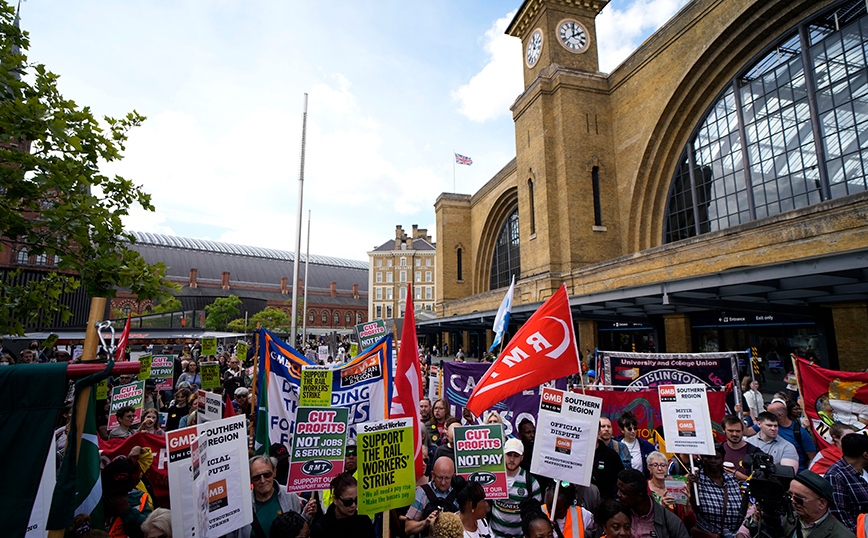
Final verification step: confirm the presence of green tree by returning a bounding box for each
[0,3,175,335]
[226,318,250,333]
[151,297,181,314]
[204,295,241,330]
[250,307,290,331]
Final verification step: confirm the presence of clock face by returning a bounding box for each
[557,19,589,53]
[526,28,543,67]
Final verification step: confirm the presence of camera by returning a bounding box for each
[738,452,795,538]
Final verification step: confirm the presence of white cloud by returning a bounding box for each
[596,0,691,73]
[452,11,523,123]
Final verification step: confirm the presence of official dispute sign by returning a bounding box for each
[287,407,348,493]
[108,380,146,429]
[358,417,415,516]
[200,362,220,390]
[454,424,508,499]
[166,415,252,538]
[300,366,333,407]
[531,388,602,487]
[659,384,714,455]
[151,355,175,390]
[197,390,223,424]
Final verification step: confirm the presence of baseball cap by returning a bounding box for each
[235,387,249,397]
[504,438,524,455]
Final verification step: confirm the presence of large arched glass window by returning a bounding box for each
[664,0,868,243]
[490,208,521,290]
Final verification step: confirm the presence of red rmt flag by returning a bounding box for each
[465,284,581,417]
[390,284,425,477]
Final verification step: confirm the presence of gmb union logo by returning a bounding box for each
[301,459,333,476]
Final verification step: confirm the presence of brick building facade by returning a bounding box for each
[367,225,436,321]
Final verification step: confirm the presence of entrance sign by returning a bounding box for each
[299,366,333,407]
[357,417,415,516]
[108,380,146,429]
[454,424,508,499]
[530,388,601,487]
[151,355,175,390]
[200,362,220,390]
[287,407,348,493]
[658,384,714,455]
[166,415,252,538]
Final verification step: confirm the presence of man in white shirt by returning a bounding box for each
[744,411,798,473]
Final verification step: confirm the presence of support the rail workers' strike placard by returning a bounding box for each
[357,417,415,516]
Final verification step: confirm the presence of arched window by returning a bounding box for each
[664,1,868,242]
[346,313,352,324]
[456,248,463,281]
[490,208,521,290]
[322,312,328,324]
[334,312,340,325]
[357,312,363,323]
[16,248,28,264]
[308,310,315,323]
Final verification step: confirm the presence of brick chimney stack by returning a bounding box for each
[221,272,230,290]
[352,284,359,299]
[330,282,337,297]
[189,268,198,288]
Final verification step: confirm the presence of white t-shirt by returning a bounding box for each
[464,518,493,538]
[623,438,642,470]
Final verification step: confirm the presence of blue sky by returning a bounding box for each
[21,0,689,261]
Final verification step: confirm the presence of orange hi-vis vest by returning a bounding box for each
[108,492,150,538]
[857,513,866,538]
[543,504,584,538]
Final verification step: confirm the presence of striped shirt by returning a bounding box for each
[490,468,542,537]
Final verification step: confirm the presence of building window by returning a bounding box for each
[415,271,421,282]
[426,257,431,266]
[400,287,407,300]
[415,258,421,266]
[592,166,602,226]
[356,312,362,323]
[528,178,536,234]
[376,288,382,300]
[665,2,868,242]
[400,305,405,317]
[387,259,392,267]
[415,286,422,299]
[346,313,352,324]
[425,271,432,282]
[376,272,382,283]
[35,252,48,265]
[377,258,382,267]
[426,287,432,299]
[400,257,407,266]
[16,248,28,264]
[386,288,393,300]
[122,304,132,316]
[376,305,382,318]
[386,272,393,283]
[322,312,328,324]
[457,248,463,281]
[334,313,340,325]
[490,208,521,290]
[309,310,315,323]
[386,306,392,318]
[400,270,407,282]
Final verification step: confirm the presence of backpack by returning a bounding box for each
[419,483,459,519]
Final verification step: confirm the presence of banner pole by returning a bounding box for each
[689,456,700,506]
[791,354,806,408]
[251,325,260,442]
[550,480,560,523]
[382,510,390,538]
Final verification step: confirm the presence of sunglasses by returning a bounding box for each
[790,494,820,506]
[251,471,274,482]
[338,496,358,507]
[623,425,637,431]
[346,449,357,456]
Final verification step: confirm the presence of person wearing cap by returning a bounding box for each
[785,470,855,538]
[269,442,290,485]
[235,387,252,418]
[490,437,542,537]
[826,432,868,533]
[102,458,153,538]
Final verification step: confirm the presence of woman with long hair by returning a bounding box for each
[741,376,764,423]
[177,360,201,390]
[310,472,375,538]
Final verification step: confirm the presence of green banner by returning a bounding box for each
[358,417,415,515]
[300,366,333,407]
[287,407,349,493]
[201,337,217,357]
[200,362,220,390]
[454,424,509,499]
[236,341,248,361]
[137,354,153,381]
[355,320,387,350]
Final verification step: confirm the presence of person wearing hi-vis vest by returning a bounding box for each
[541,482,593,538]
[101,458,153,538]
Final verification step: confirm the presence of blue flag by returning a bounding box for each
[489,275,515,352]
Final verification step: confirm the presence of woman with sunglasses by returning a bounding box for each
[310,472,375,538]
[615,412,655,477]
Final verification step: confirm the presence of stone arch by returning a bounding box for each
[627,0,826,251]
[474,187,519,294]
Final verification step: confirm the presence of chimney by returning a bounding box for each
[395,225,404,240]
[330,282,337,297]
[189,268,198,288]
[221,271,230,290]
[352,284,359,299]
[298,278,303,290]
[281,277,288,294]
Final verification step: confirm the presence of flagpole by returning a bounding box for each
[290,93,309,347]
[452,150,456,192]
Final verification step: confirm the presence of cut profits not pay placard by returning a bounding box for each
[287,407,348,493]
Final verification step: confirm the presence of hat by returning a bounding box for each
[587,369,596,378]
[235,387,249,397]
[102,458,139,495]
[269,443,289,461]
[793,470,833,502]
[504,438,524,455]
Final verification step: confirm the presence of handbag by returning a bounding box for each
[689,479,728,538]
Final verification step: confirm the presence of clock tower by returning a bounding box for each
[506,0,622,298]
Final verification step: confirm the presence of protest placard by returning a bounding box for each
[355,319,387,350]
[317,346,329,363]
[357,417,415,516]
[665,476,689,504]
[349,343,358,358]
[235,341,248,361]
[530,388,601,487]
[166,415,252,538]
[138,354,153,381]
[107,380,145,429]
[151,355,175,390]
[197,390,223,423]
[659,384,715,455]
[201,337,217,357]
[454,424,508,499]
[300,366,333,407]
[200,362,220,390]
[428,365,440,400]
[287,407,348,493]
[96,379,108,401]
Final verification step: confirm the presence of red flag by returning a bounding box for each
[224,393,236,418]
[795,356,868,450]
[390,284,425,477]
[116,314,131,362]
[465,284,580,417]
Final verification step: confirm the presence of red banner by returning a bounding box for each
[100,432,170,508]
[581,388,728,453]
[795,357,868,450]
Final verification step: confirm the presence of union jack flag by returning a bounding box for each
[454,153,473,165]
